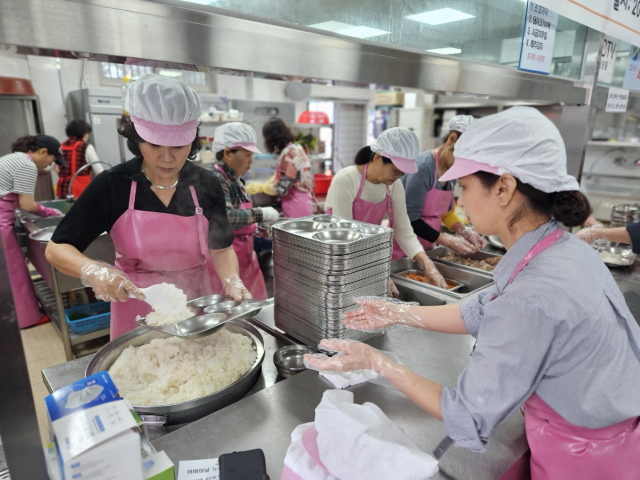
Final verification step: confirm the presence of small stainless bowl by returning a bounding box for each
[187,294,231,308]
[328,221,360,230]
[273,345,315,378]
[313,215,340,223]
[280,221,327,233]
[312,229,363,243]
[204,300,240,313]
[361,226,386,236]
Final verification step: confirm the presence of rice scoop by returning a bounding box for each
[136,283,194,326]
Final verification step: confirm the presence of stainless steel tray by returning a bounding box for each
[426,246,503,276]
[390,258,494,299]
[396,269,463,292]
[135,298,269,339]
[273,257,390,285]
[274,264,389,293]
[592,241,637,267]
[85,321,265,425]
[275,275,388,308]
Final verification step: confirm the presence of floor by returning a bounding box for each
[20,321,66,446]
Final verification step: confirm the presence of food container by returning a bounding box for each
[426,247,503,276]
[592,241,637,267]
[85,321,265,425]
[273,345,315,378]
[396,270,463,292]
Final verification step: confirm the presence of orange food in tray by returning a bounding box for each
[404,273,454,289]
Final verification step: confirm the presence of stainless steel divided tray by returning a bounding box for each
[425,246,503,276]
[390,258,494,299]
[274,264,389,293]
[275,307,382,342]
[273,258,391,286]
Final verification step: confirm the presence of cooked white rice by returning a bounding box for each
[108,329,257,406]
[142,283,194,326]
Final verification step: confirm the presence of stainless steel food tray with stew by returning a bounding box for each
[85,320,265,425]
[390,258,494,299]
[426,247,503,276]
[135,295,269,339]
[592,241,637,267]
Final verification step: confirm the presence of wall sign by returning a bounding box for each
[599,35,618,84]
[623,46,640,91]
[605,87,630,112]
[519,2,558,75]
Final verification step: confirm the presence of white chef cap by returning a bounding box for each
[439,107,579,193]
[211,122,261,154]
[448,115,475,133]
[370,127,420,174]
[125,73,202,147]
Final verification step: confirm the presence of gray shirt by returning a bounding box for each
[401,150,453,222]
[441,220,640,452]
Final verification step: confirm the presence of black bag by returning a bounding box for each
[219,449,269,480]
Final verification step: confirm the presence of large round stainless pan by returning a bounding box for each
[85,320,265,425]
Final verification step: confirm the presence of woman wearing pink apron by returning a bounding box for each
[210,122,281,300]
[46,74,251,340]
[263,118,316,218]
[0,135,65,328]
[306,108,640,478]
[324,127,447,290]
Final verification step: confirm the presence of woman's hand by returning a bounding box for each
[303,339,387,374]
[413,252,447,289]
[222,274,252,301]
[455,227,486,249]
[343,297,420,331]
[436,232,477,255]
[387,278,399,298]
[80,261,144,302]
[576,223,606,245]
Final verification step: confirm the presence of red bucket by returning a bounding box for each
[314,174,333,195]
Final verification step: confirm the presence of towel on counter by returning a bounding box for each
[282,390,439,480]
[319,370,378,389]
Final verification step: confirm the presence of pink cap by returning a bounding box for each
[439,157,500,183]
[130,115,199,147]
[231,141,261,154]
[388,155,418,174]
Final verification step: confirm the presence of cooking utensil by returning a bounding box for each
[85,321,265,425]
[273,345,316,378]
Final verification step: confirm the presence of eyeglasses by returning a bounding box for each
[390,167,404,179]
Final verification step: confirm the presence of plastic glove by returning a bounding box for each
[222,274,252,301]
[414,254,447,289]
[436,233,477,255]
[576,223,607,245]
[80,261,144,302]
[455,227,486,249]
[303,339,399,376]
[387,278,399,298]
[259,206,280,224]
[34,203,63,218]
[343,297,420,332]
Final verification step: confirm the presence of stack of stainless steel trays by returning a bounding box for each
[272,214,392,346]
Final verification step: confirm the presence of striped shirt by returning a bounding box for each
[210,161,263,230]
[441,220,640,452]
[0,152,38,197]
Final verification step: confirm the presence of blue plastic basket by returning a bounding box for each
[64,301,111,334]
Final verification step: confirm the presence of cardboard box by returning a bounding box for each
[375,91,405,106]
[143,451,175,480]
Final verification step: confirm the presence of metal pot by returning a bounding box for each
[85,320,265,425]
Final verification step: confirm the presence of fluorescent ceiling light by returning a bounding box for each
[426,47,462,55]
[406,8,475,25]
[308,21,390,39]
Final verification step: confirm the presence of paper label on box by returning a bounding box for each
[605,87,629,113]
[178,458,219,480]
[53,400,138,462]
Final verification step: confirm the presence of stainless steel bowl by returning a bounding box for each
[85,321,265,425]
[204,300,240,313]
[29,226,57,243]
[312,229,363,243]
[361,226,386,236]
[273,344,315,378]
[328,221,361,230]
[187,295,231,308]
[280,221,327,233]
[313,215,340,223]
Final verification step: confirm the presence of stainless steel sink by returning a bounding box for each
[391,258,494,299]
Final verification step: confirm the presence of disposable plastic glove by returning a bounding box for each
[80,261,144,302]
[436,233,477,255]
[387,278,399,298]
[455,227,486,249]
[343,297,420,332]
[259,206,280,224]
[34,204,63,218]
[414,254,447,289]
[222,274,252,301]
[576,223,607,245]
[303,339,398,377]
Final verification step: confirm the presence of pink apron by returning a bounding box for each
[497,228,640,479]
[276,144,314,218]
[326,162,393,228]
[109,181,213,340]
[210,165,267,299]
[391,148,454,259]
[0,192,42,328]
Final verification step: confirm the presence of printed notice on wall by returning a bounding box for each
[623,46,640,91]
[599,35,618,84]
[518,2,558,75]
[605,87,629,113]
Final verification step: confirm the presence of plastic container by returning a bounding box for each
[65,301,111,334]
[314,173,333,195]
